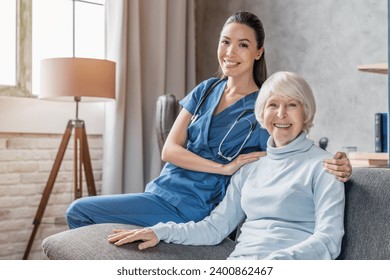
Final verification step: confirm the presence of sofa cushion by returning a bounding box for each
[42,223,236,260]
[338,167,390,260]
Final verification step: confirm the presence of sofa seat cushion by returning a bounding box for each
[42,223,236,260]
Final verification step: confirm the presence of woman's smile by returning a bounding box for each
[273,123,292,128]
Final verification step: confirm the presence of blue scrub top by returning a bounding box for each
[145,78,269,221]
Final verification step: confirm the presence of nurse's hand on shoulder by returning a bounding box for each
[108,228,159,250]
[323,151,352,183]
[222,151,266,175]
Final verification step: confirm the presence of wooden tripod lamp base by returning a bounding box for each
[26,56,116,260]
[23,119,97,260]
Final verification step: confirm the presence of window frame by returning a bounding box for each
[0,0,32,97]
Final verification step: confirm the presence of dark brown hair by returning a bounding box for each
[219,11,268,88]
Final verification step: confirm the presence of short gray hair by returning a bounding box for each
[255,71,316,132]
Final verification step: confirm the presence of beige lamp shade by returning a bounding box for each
[39,57,116,102]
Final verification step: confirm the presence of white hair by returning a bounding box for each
[255,71,316,132]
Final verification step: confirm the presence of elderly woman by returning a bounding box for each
[108,71,345,260]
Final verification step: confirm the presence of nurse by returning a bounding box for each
[66,11,351,229]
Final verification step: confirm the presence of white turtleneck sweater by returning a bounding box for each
[151,133,345,259]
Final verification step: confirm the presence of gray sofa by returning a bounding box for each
[42,167,390,260]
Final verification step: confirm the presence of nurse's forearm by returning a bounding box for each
[162,144,262,176]
[160,108,223,173]
[160,108,261,175]
[161,144,225,174]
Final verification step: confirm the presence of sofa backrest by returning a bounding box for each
[156,94,180,154]
[338,167,390,260]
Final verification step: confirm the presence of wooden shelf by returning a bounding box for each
[349,152,389,168]
[357,63,388,74]
[349,152,388,160]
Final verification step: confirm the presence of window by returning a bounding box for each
[0,0,105,97]
[32,0,105,96]
[0,0,16,86]
[0,0,29,97]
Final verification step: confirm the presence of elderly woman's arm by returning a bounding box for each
[109,170,246,248]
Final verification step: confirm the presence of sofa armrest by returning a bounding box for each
[42,223,236,260]
[338,167,390,260]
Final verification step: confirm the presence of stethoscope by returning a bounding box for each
[190,78,227,125]
[190,77,258,161]
[217,109,257,161]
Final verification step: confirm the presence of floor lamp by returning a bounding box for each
[23,57,115,260]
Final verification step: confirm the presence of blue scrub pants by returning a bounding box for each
[66,192,191,229]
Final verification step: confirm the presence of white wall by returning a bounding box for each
[0,97,105,134]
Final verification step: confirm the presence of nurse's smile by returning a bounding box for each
[224,60,240,67]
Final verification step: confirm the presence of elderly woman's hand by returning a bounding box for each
[108,228,159,250]
[323,151,352,182]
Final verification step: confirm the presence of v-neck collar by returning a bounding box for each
[203,79,259,149]
[212,81,259,117]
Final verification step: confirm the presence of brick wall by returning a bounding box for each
[0,132,103,260]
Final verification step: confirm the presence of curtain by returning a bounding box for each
[102,0,196,194]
